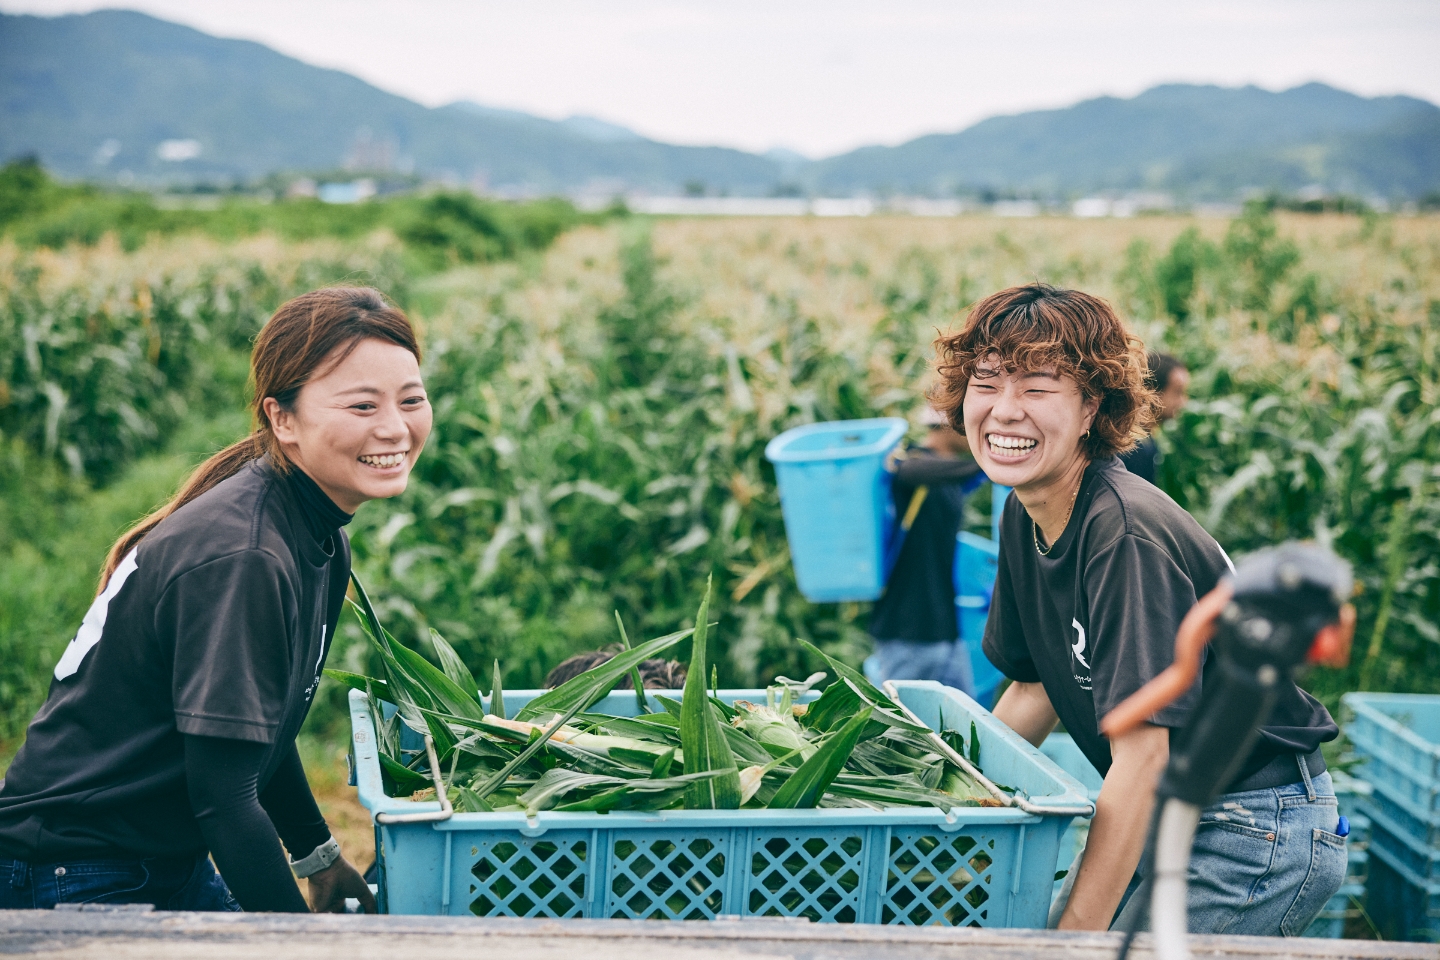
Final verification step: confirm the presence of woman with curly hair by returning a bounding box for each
[931,284,1343,935]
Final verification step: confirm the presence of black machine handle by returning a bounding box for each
[1103,542,1355,960]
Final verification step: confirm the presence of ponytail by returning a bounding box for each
[99,434,269,590]
[97,286,420,592]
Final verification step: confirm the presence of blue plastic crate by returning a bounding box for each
[1361,799,1440,885]
[1356,775,1440,849]
[1365,844,1440,942]
[1342,693,1440,817]
[1304,881,1367,939]
[764,418,908,602]
[1037,734,1103,903]
[349,681,1092,925]
[955,532,1005,708]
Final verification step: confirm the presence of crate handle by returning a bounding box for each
[882,681,1095,818]
[376,735,454,824]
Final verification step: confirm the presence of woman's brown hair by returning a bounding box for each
[99,287,420,590]
[930,283,1155,459]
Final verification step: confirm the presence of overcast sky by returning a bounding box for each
[6,0,1439,156]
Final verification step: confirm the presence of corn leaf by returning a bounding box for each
[430,628,478,700]
[590,715,682,746]
[614,612,649,714]
[680,578,741,809]
[385,638,487,722]
[555,770,730,813]
[521,769,625,815]
[472,664,627,799]
[323,668,390,701]
[828,773,971,809]
[768,706,872,809]
[380,753,433,794]
[454,785,493,813]
[796,638,894,703]
[490,660,506,720]
[803,677,928,736]
[517,626,693,721]
[349,573,392,654]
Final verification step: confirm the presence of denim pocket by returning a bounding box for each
[1279,829,1347,937]
[55,861,151,905]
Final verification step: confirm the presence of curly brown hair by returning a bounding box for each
[930,283,1156,459]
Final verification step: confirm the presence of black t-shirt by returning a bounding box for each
[1119,435,1160,485]
[869,447,982,643]
[982,458,1337,785]
[0,458,351,860]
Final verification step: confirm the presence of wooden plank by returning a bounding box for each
[0,910,1430,960]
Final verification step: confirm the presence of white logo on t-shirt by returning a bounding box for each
[1070,617,1093,691]
[54,549,139,680]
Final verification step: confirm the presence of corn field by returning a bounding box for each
[1,211,1437,750]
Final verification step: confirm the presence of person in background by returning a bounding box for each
[863,405,984,693]
[544,650,687,689]
[1118,352,1189,485]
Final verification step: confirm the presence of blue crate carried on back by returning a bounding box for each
[764,418,908,603]
[348,681,1092,926]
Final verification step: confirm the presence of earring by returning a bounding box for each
[1082,429,1091,439]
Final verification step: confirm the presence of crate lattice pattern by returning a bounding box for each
[607,834,729,919]
[469,837,588,918]
[883,831,996,925]
[748,833,867,923]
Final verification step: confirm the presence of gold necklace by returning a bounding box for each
[1033,479,1082,556]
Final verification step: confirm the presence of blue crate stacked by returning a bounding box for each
[1303,769,1371,939]
[1342,693,1440,942]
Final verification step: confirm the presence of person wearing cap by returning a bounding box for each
[863,405,984,693]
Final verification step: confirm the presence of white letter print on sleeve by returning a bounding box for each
[1070,618,1093,691]
[54,549,139,680]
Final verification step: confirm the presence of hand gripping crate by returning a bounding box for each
[348,680,1093,926]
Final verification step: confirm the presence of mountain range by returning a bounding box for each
[3,9,1438,200]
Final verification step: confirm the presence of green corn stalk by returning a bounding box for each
[680,577,741,809]
[768,706,873,808]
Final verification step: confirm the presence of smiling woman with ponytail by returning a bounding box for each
[0,287,432,914]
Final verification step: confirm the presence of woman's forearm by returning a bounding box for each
[991,681,1059,746]
[1057,723,1170,930]
[184,735,310,913]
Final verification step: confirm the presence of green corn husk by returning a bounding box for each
[768,706,872,808]
[730,700,815,761]
[340,575,1007,815]
[679,578,741,809]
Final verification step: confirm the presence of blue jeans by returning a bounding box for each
[863,638,975,696]
[0,852,240,911]
[1051,767,1346,935]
